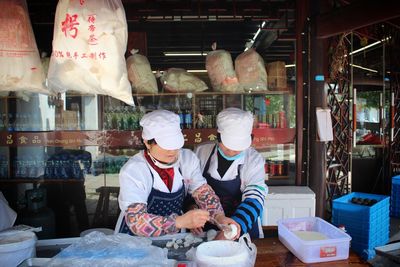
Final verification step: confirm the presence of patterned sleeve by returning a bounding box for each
[125,203,179,237]
[192,183,224,218]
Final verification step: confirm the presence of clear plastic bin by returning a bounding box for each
[278,216,351,263]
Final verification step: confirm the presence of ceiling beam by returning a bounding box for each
[316,0,400,39]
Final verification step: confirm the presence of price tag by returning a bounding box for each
[320,246,337,257]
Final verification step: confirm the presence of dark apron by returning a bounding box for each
[203,145,259,238]
[119,167,185,235]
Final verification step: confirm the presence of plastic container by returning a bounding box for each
[277,217,351,263]
[391,175,400,217]
[0,230,37,267]
[195,240,251,267]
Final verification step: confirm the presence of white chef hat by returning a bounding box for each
[140,109,184,150]
[217,107,254,151]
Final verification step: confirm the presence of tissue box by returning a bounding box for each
[278,217,351,263]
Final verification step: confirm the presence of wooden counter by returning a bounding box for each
[254,237,370,267]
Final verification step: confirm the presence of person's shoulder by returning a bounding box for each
[120,152,147,172]
[245,147,264,162]
[180,148,197,158]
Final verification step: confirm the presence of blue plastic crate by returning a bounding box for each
[391,175,400,217]
[332,192,390,260]
[351,242,377,260]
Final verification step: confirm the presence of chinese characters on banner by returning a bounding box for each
[0,129,296,148]
[56,2,105,60]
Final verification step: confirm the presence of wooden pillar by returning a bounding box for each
[308,0,329,218]
[295,0,309,185]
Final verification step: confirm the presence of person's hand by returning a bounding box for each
[190,227,204,236]
[176,209,210,230]
[214,230,228,240]
[214,214,241,240]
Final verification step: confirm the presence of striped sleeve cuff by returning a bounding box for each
[231,198,263,235]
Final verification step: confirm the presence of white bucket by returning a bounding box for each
[0,230,37,267]
[195,240,251,267]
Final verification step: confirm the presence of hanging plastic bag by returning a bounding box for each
[187,234,257,267]
[161,68,208,93]
[235,48,268,91]
[206,43,242,92]
[126,49,158,94]
[0,0,48,94]
[48,0,134,105]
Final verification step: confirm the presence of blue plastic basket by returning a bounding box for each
[332,192,390,260]
[391,175,400,217]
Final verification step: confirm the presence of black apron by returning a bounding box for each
[203,145,259,238]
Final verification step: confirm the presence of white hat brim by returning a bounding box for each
[220,133,251,151]
[155,131,184,150]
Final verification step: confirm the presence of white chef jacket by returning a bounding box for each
[115,148,207,233]
[194,143,268,201]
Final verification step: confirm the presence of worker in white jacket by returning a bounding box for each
[194,108,268,238]
[116,109,240,238]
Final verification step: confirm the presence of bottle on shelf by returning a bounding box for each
[185,110,192,129]
[178,110,184,129]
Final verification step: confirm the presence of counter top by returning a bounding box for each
[254,237,369,267]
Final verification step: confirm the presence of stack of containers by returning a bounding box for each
[332,192,390,260]
[391,175,400,217]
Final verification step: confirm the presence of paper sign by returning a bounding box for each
[316,108,333,142]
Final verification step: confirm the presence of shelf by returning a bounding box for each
[132,89,293,97]
[0,128,296,148]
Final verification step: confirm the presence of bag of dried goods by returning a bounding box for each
[126,49,157,94]
[161,68,208,93]
[205,43,242,92]
[266,61,287,90]
[0,0,48,94]
[48,0,134,105]
[235,48,267,91]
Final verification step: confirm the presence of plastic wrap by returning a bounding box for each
[161,68,208,93]
[206,49,242,92]
[235,48,267,91]
[48,0,133,105]
[0,0,48,94]
[46,231,173,267]
[126,49,158,94]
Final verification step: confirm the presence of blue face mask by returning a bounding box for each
[217,146,244,161]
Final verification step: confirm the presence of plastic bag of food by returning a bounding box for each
[0,0,48,94]
[205,43,242,92]
[161,68,208,93]
[235,48,267,91]
[46,231,174,267]
[126,49,158,94]
[48,0,134,105]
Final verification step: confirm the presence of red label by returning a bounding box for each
[320,246,337,257]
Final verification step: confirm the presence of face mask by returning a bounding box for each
[147,151,179,169]
[217,146,245,161]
